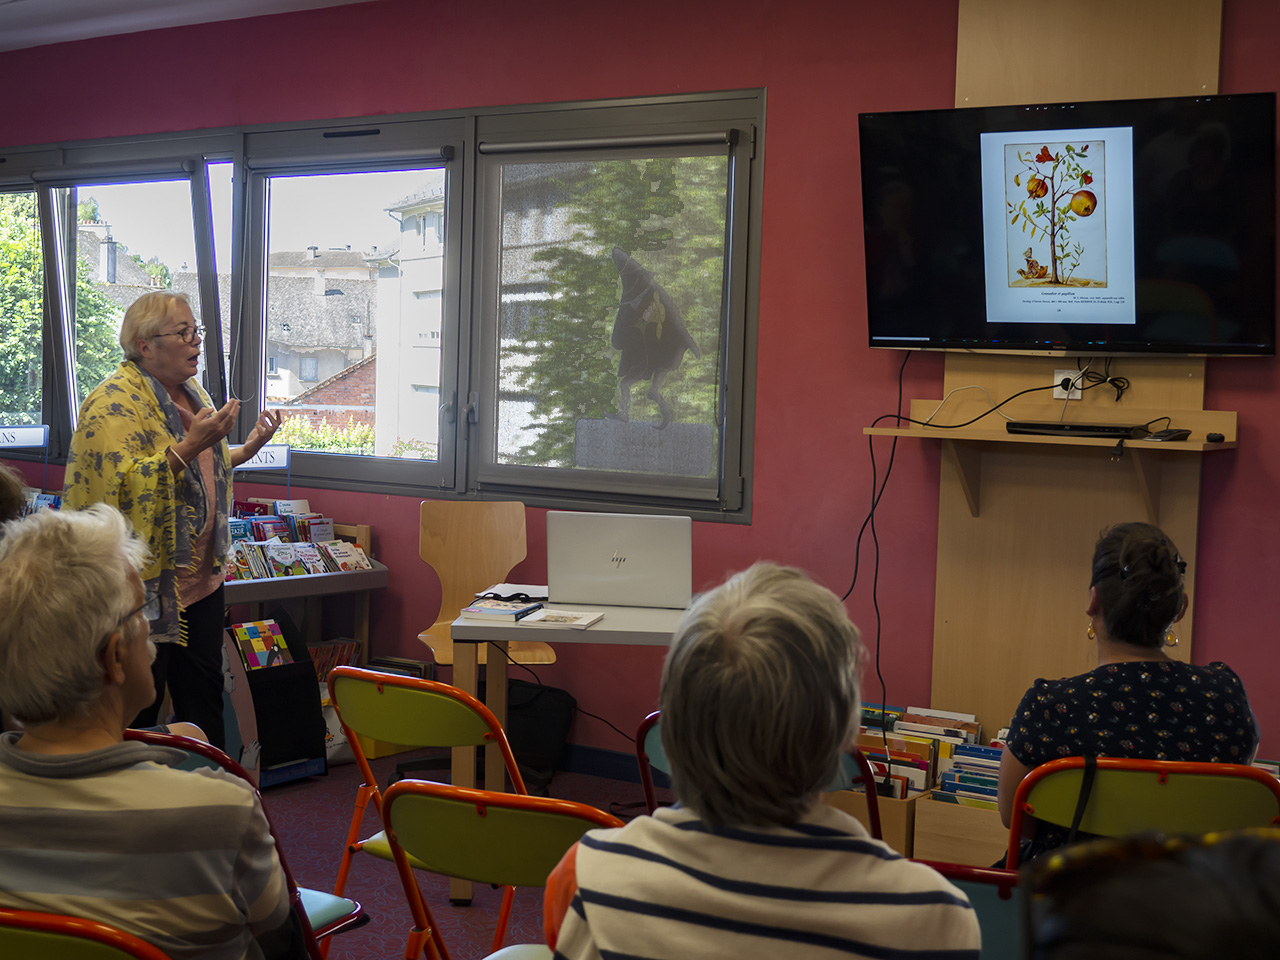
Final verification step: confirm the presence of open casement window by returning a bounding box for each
[468,101,758,514]
[0,190,45,427]
[2,140,229,456]
[239,117,463,490]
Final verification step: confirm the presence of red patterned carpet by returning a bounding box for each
[262,749,668,960]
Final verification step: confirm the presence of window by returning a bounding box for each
[5,91,761,519]
[258,166,447,461]
[70,180,199,406]
[0,191,44,425]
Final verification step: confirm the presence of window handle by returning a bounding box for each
[441,392,456,424]
[465,391,479,424]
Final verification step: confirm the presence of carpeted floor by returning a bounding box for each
[261,748,669,960]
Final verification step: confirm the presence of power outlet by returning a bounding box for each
[1053,369,1083,400]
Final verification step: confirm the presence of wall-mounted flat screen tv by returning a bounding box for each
[859,91,1276,356]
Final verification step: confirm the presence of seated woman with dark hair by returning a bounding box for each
[998,521,1259,864]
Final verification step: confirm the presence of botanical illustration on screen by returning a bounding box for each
[1004,140,1106,288]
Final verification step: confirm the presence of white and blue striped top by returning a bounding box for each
[550,802,980,960]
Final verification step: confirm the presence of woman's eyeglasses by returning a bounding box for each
[120,591,162,625]
[152,326,204,345]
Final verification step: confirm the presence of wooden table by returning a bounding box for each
[445,604,683,899]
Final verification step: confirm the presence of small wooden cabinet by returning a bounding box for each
[911,795,1008,866]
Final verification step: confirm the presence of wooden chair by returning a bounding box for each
[122,729,364,959]
[417,499,555,670]
[635,709,883,838]
[327,666,529,959]
[382,779,623,960]
[1006,756,1280,868]
[912,861,1020,960]
[0,909,174,960]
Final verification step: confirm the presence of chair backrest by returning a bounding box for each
[419,499,527,636]
[0,909,173,960]
[384,780,623,888]
[635,710,883,839]
[121,729,353,957]
[328,666,527,793]
[1007,756,1280,868]
[913,861,1020,960]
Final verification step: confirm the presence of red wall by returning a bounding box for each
[2,0,1276,755]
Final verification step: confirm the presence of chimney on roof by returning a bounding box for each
[101,236,117,284]
[315,268,326,297]
[306,245,319,260]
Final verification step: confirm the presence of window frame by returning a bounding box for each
[0,91,763,521]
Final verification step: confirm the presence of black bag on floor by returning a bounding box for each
[505,678,577,795]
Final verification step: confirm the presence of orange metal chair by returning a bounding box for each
[1006,756,1280,869]
[634,709,883,838]
[326,666,529,958]
[382,779,623,960]
[0,908,174,960]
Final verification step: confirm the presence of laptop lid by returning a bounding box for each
[546,511,692,609]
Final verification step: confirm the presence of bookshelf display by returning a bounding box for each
[223,523,388,784]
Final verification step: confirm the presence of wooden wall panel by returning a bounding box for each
[956,0,1222,107]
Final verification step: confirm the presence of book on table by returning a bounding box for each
[518,608,604,629]
[460,598,545,621]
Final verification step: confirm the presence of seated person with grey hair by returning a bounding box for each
[0,504,304,960]
[544,562,980,959]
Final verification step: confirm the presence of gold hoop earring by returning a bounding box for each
[1165,630,1179,647]
[1087,621,1096,640]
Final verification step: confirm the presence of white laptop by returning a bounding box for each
[546,511,692,609]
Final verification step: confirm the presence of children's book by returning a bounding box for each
[293,541,330,575]
[264,541,307,577]
[321,540,373,571]
[231,619,293,669]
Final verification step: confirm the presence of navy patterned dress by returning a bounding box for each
[1005,659,1259,859]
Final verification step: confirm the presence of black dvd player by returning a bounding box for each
[1005,421,1150,439]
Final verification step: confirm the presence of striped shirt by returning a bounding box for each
[0,733,297,960]
[545,803,980,959]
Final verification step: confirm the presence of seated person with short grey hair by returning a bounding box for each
[544,561,980,959]
[0,504,304,960]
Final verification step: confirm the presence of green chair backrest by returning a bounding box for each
[384,783,620,889]
[330,669,498,749]
[1025,761,1280,837]
[0,912,171,960]
[954,878,1020,960]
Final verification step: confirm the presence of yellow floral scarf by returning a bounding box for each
[63,361,231,644]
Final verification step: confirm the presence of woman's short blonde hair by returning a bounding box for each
[660,562,864,828]
[119,291,192,360]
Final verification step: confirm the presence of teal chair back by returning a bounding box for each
[914,861,1020,960]
[636,710,882,838]
[0,908,172,960]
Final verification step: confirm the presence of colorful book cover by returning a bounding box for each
[461,598,544,620]
[293,541,330,575]
[231,619,293,669]
[264,541,306,577]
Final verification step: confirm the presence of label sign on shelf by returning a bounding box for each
[236,444,290,471]
[0,425,49,449]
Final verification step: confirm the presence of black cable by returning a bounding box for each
[487,641,542,685]
[487,640,634,744]
[1076,357,1130,402]
[576,707,636,744]
[868,379,1062,432]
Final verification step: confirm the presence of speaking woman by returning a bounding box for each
[64,291,279,748]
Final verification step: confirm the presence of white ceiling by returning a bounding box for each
[0,0,383,53]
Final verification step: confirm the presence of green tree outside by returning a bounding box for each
[0,193,45,423]
[500,156,727,468]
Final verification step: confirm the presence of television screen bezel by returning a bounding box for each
[858,91,1277,358]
